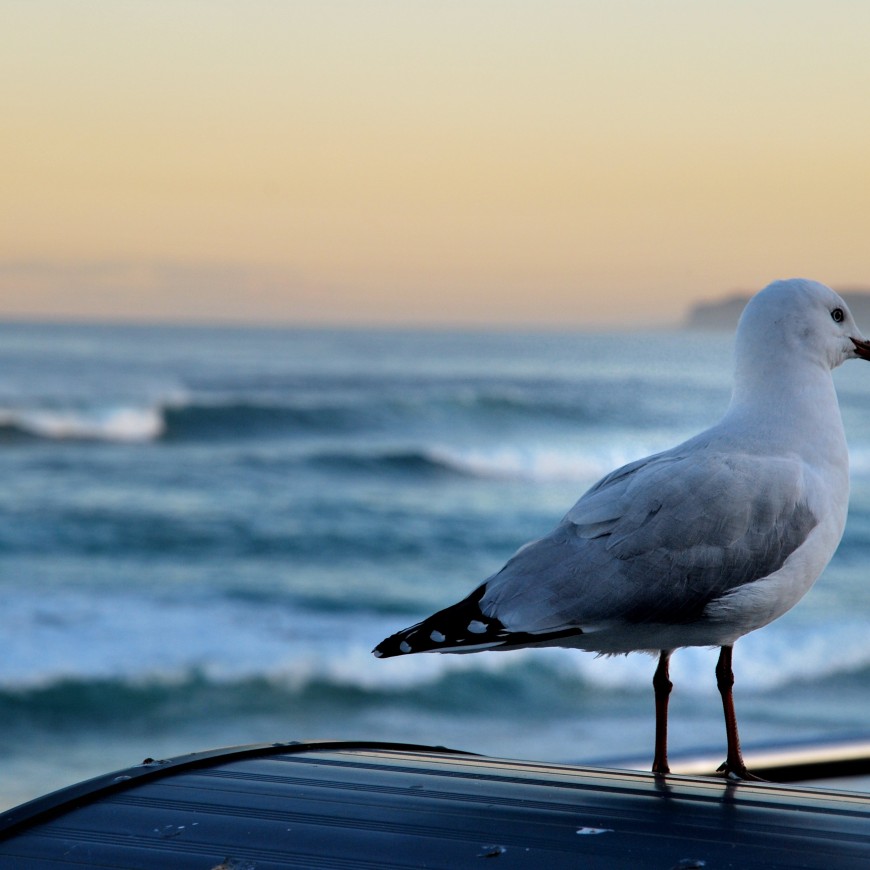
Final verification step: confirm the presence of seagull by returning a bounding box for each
[374,278,870,779]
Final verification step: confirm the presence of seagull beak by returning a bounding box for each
[851,337,870,360]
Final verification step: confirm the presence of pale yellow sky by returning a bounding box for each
[2,1,869,327]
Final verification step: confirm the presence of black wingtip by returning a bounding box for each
[371,629,420,659]
[373,584,584,660]
[372,586,494,658]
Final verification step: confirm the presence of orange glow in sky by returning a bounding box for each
[2,2,869,327]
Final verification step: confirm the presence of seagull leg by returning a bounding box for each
[715,644,763,781]
[651,649,672,774]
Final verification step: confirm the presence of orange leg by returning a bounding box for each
[651,649,672,774]
[715,644,763,781]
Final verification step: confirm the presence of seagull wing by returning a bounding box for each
[480,445,818,633]
[374,444,819,658]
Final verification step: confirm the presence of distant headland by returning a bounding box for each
[684,288,870,330]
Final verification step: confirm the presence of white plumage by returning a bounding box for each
[374,279,870,778]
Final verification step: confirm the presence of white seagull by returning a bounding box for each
[374,278,870,779]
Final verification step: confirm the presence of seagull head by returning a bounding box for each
[736,278,870,373]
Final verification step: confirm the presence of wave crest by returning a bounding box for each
[3,585,869,698]
[0,406,164,443]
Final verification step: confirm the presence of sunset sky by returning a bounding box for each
[2,1,869,328]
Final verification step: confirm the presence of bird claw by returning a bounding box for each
[716,761,767,782]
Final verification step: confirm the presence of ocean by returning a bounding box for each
[1,321,868,810]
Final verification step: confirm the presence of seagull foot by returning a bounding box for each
[716,761,767,782]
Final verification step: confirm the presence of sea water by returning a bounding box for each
[0,321,868,809]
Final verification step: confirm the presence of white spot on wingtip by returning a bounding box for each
[372,650,383,658]
[430,630,446,642]
[467,620,487,634]
[399,641,412,653]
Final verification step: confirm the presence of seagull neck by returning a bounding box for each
[725,359,846,459]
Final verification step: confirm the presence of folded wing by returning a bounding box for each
[374,444,818,657]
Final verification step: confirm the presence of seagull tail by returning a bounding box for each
[372,585,581,658]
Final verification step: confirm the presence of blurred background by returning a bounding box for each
[1,1,869,809]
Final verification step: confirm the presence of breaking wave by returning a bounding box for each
[2,583,868,707]
[0,405,164,443]
[0,379,699,447]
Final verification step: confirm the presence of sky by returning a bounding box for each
[2,1,869,328]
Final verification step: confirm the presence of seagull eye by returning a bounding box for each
[831,308,844,323]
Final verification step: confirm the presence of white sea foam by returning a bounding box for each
[0,405,165,442]
[2,586,867,697]
[425,439,682,483]
[550,620,870,693]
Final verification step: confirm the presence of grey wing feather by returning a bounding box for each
[480,446,818,633]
